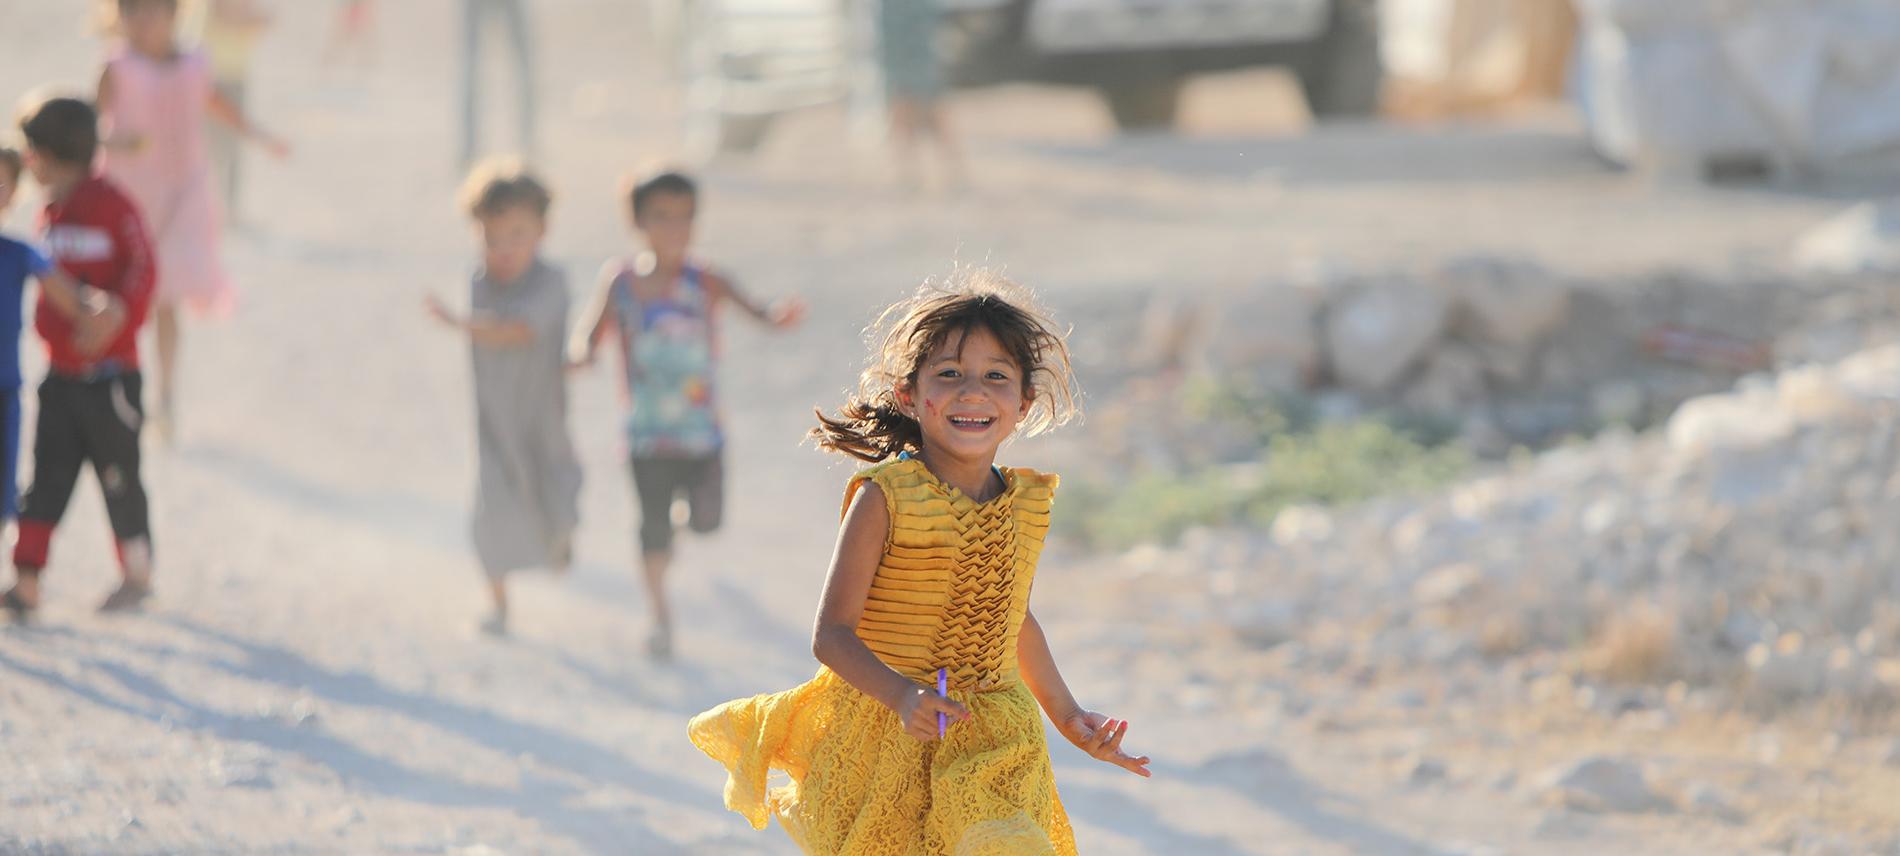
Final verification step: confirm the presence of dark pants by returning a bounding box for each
[631,453,723,554]
[461,0,537,165]
[14,373,152,578]
[1,385,20,520]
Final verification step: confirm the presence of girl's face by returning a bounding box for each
[902,325,1032,464]
[119,0,178,54]
[476,205,545,285]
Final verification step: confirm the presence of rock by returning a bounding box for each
[1132,293,1201,373]
[1537,756,1672,814]
[330,806,365,831]
[1591,381,1647,428]
[1226,600,1299,649]
[1777,365,1861,426]
[1793,200,1900,275]
[1325,278,1451,392]
[1877,738,1900,767]
[1402,342,1489,414]
[1834,344,1900,402]
[1401,755,1448,786]
[1208,282,1322,391]
[1412,563,1485,608]
[1439,256,1571,347]
[1747,642,1827,705]
[1388,688,1428,710]
[1269,505,1334,546]
[1532,809,1592,840]
[1681,783,1745,823]
[1470,340,1539,389]
[1666,390,1794,456]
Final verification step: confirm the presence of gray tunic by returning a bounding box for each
[468,259,582,578]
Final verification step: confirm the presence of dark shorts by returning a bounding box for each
[631,453,723,553]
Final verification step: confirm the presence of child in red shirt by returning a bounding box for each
[4,95,156,619]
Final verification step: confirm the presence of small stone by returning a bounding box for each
[1532,808,1591,840]
[1878,738,1900,767]
[1592,381,1647,428]
[1537,756,1671,814]
[1412,563,1485,608]
[1681,783,1745,823]
[1325,277,1452,392]
[331,806,365,830]
[1226,600,1299,649]
[1388,688,1428,710]
[1402,755,1448,786]
[1439,256,1571,347]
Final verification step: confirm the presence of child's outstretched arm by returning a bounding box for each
[425,294,534,346]
[565,264,620,368]
[1020,609,1153,777]
[704,270,804,329]
[208,88,291,159]
[812,483,971,742]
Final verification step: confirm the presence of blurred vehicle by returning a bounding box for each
[651,0,1385,156]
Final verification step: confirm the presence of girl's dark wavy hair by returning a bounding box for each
[811,270,1079,462]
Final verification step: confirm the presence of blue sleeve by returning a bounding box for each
[23,241,52,277]
[0,238,51,279]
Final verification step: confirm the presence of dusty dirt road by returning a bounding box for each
[0,1,1869,853]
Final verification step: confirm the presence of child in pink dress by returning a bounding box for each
[98,0,288,442]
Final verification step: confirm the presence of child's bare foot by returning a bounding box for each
[3,577,38,621]
[97,578,153,613]
[153,399,177,448]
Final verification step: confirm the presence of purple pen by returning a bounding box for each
[936,668,948,738]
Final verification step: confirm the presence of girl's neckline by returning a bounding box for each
[898,452,1011,506]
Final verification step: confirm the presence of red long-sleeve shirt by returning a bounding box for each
[37,175,156,376]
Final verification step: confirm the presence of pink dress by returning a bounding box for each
[101,47,234,315]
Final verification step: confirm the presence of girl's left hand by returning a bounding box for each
[1059,710,1151,778]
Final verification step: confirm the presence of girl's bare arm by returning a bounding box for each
[566,265,620,366]
[812,483,970,741]
[1020,608,1152,777]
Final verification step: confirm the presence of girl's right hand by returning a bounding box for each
[893,685,969,742]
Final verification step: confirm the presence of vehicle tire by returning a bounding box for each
[1296,0,1383,119]
[1097,77,1185,131]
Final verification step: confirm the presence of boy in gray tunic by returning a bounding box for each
[427,159,580,636]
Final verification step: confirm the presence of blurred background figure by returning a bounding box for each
[97,0,289,443]
[460,0,538,167]
[323,0,378,69]
[186,0,273,224]
[877,0,964,192]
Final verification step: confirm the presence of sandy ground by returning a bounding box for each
[0,1,1881,853]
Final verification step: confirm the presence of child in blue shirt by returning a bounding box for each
[0,146,100,527]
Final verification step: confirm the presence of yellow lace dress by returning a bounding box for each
[687,457,1077,855]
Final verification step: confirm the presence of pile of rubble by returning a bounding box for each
[1116,341,1900,712]
[1071,256,1900,467]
